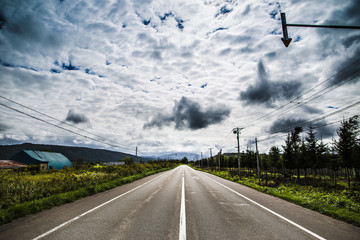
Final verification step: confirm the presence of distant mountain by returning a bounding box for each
[0,143,147,163]
[156,152,200,161]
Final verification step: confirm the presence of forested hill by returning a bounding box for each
[0,143,145,163]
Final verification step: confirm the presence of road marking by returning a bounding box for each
[179,174,186,240]
[200,172,327,240]
[32,171,169,240]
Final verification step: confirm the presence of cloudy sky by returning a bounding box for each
[0,0,359,158]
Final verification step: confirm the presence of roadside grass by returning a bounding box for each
[0,163,178,225]
[193,167,360,227]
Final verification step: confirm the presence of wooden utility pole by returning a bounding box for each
[218,149,222,173]
[255,138,260,185]
[233,128,243,179]
[209,148,212,169]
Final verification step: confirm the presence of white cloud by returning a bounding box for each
[1,0,359,156]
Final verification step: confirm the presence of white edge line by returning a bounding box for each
[179,173,186,240]
[32,171,168,240]
[199,172,327,240]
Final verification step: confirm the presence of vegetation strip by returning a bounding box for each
[32,171,167,240]
[193,167,360,227]
[0,162,179,225]
[200,171,326,240]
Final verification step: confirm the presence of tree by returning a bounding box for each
[300,140,309,180]
[316,138,328,171]
[181,157,188,164]
[336,115,359,187]
[269,146,282,170]
[282,133,293,169]
[123,156,135,165]
[305,123,318,169]
[282,127,303,180]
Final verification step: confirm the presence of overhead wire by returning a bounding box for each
[237,58,360,130]
[262,99,359,137]
[0,102,136,153]
[214,58,360,152]
[257,116,355,143]
[0,95,113,143]
[248,98,359,144]
[259,68,360,122]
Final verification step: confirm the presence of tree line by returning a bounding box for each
[196,115,359,187]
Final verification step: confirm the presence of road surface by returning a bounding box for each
[1,165,359,240]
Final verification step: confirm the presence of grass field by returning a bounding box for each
[0,161,179,225]
[194,166,360,227]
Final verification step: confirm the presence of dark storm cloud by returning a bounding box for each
[269,118,306,134]
[329,49,360,86]
[240,60,302,107]
[312,123,336,139]
[316,1,360,87]
[143,113,173,129]
[325,0,360,26]
[65,110,89,124]
[0,122,11,132]
[301,105,323,115]
[269,118,336,138]
[0,2,62,54]
[143,97,231,130]
[0,14,5,29]
[319,0,360,72]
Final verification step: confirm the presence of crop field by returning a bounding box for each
[0,161,179,225]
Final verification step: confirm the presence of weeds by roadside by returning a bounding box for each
[193,167,360,227]
[0,162,178,225]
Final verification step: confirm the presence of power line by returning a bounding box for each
[0,103,135,153]
[237,58,360,130]
[257,117,354,143]
[254,99,359,140]
[265,69,360,121]
[0,95,112,144]
[0,95,142,153]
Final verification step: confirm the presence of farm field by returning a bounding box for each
[0,161,179,225]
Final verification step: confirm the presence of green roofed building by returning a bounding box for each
[11,150,72,170]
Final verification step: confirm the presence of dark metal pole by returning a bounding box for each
[286,23,360,29]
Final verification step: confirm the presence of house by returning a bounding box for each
[11,150,72,170]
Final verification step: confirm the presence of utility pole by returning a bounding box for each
[280,12,360,47]
[136,146,138,157]
[209,148,212,169]
[233,128,243,179]
[255,138,260,185]
[218,149,222,173]
[201,152,203,168]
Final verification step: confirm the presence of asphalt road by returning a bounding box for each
[1,165,360,240]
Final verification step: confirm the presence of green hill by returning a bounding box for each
[0,143,146,163]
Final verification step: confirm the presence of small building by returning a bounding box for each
[11,150,72,170]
